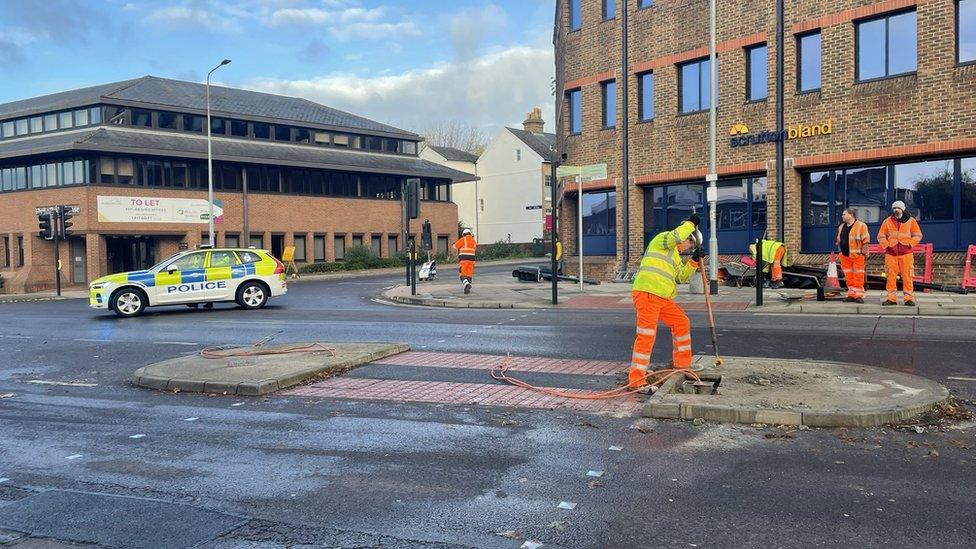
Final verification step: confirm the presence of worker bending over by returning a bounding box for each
[628,216,704,388]
[453,228,477,294]
[836,208,870,303]
[750,239,788,289]
[878,200,923,307]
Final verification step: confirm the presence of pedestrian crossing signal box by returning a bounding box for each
[406,178,420,219]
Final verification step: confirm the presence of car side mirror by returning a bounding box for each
[167,267,177,275]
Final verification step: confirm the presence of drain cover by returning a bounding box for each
[0,490,243,548]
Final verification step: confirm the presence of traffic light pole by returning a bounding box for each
[53,213,61,297]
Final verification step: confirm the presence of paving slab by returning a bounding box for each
[642,355,949,428]
[133,342,409,396]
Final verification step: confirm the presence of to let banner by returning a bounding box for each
[97,196,224,224]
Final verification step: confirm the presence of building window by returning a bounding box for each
[802,158,976,252]
[856,10,917,82]
[293,235,307,261]
[43,114,58,131]
[603,0,615,20]
[225,234,240,248]
[352,235,364,248]
[253,122,271,139]
[601,80,616,128]
[639,0,653,8]
[569,0,581,30]
[387,235,398,254]
[365,136,383,151]
[17,236,24,267]
[568,89,582,134]
[250,235,264,249]
[15,119,28,135]
[29,116,42,134]
[370,235,382,256]
[158,111,179,130]
[797,31,822,92]
[74,108,89,126]
[314,131,331,145]
[2,236,9,268]
[437,236,449,257]
[274,125,290,141]
[334,235,346,260]
[230,120,248,137]
[2,121,13,137]
[678,58,716,114]
[295,128,311,144]
[581,191,617,256]
[516,148,522,161]
[90,107,101,124]
[638,72,654,121]
[130,109,151,127]
[746,44,768,101]
[958,0,976,64]
[182,115,204,132]
[210,118,226,135]
[313,236,326,261]
[402,141,417,155]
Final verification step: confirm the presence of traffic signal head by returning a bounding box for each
[405,178,420,219]
[421,219,432,250]
[59,206,75,238]
[38,212,54,240]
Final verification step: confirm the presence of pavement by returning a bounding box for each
[643,355,950,427]
[383,266,976,316]
[2,264,976,547]
[133,342,409,395]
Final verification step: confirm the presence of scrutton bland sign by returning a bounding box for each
[729,120,833,148]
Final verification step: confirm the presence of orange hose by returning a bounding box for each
[490,354,699,400]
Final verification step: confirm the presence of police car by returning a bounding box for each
[89,248,287,317]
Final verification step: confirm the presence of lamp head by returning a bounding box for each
[220,59,231,65]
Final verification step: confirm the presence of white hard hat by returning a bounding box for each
[692,229,703,247]
[462,228,472,235]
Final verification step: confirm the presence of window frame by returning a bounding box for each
[854,9,918,83]
[796,30,822,93]
[638,71,654,122]
[958,0,976,66]
[568,88,583,135]
[602,0,615,21]
[601,79,617,129]
[745,43,768,102]
[569,0,582,31]
[638,0,654,9]
[677,57,716,115]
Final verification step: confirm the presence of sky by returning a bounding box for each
[0,0,557,137]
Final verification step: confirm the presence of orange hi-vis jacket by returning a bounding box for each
[877,215,922,256]
[453,235,477,261]
[836,219,871,256]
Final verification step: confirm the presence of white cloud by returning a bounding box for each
[446,3,508,61]
[245,45,555,137]
[144,6,242,32]
[268,4,415,40]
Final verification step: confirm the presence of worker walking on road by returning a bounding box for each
[453,228,477,295]
[836,208,871,303]
[628,216,704,388]
[878,200,923,306]
[750,239,789,289]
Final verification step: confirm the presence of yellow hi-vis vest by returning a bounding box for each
[750,239,789,271]
[632,221,699,299]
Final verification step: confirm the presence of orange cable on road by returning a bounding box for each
[490,354,699,400]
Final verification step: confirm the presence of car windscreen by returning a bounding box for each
[148,253,183,272]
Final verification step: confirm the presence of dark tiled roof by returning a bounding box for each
[506,128,557,162]
[0,76,417,139]
[0,128,477,183]
[427,145,479,163]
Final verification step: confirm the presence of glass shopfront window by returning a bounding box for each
[581,190,617,256]
[802,157,976,251]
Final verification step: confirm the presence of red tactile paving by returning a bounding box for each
[372,351,629,376]
[283,378,640,413]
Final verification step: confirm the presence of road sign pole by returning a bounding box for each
[577,174,583,293]
[550,161,559,305]
[53,208,61,297]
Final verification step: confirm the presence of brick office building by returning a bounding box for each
[0,76,474,293]
[554,0,976,283]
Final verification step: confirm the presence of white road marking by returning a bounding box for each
[231,402,244,407]
[586,470,604,478]
[437,339,446,343]
[73,338,112,343]
[65,454,83,460]
[557,501,577,510]
[608,445,623,451]
[0,478,9,483]
[947,376,976,382]
[1,335,31,339]
[129,434,146,439]
[26,380,98,387]
[153,341,199,346]
[184,417,199,422]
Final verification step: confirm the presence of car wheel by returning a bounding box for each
[112,288,146,318]
[237,282,268,310]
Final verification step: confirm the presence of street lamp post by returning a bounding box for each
[206,58,231,247]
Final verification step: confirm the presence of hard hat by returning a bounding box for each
[692,229,703,247]
[462,228,472,235]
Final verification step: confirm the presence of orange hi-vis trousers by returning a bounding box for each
[770,246,786,281]
[885,254,915,302]
[459,260,475,284]
[839,254,866,299]
[628,291,692,386]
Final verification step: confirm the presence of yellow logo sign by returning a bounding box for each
[729,123,750,136]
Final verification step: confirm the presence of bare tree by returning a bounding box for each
[419,120,489,155]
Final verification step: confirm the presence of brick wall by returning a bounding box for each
[557,0,976,283]
[0,185,457,293]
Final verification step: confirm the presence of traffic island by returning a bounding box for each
[643,355,950,428]
[133,342,409,396]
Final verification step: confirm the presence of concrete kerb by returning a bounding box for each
[133,342,409,396]
[642,356,950,428]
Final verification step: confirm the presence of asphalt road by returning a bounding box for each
[1,264,975,548]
